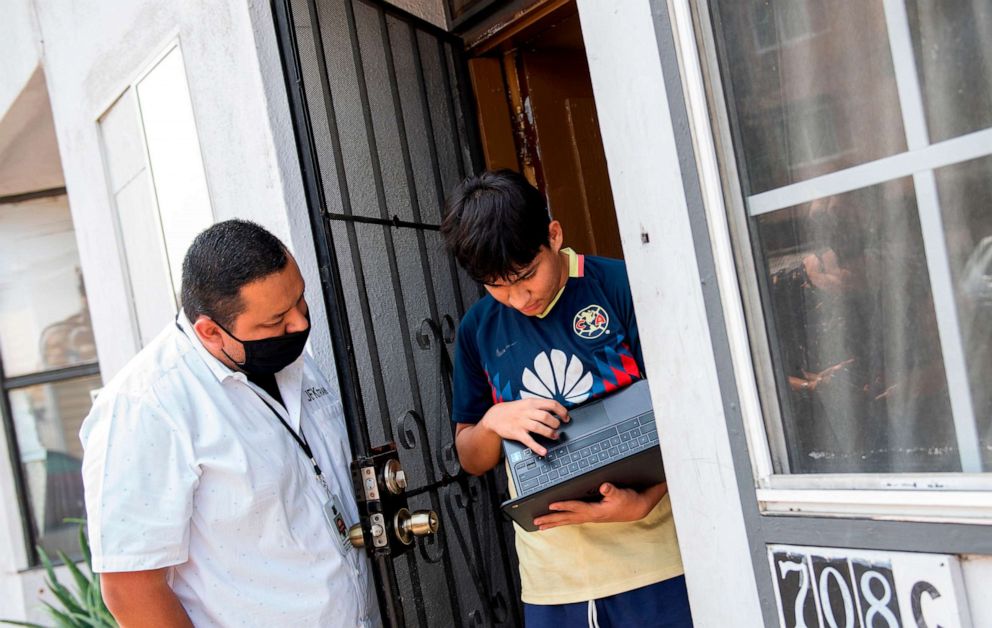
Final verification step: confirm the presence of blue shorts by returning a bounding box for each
[523,576,693,628]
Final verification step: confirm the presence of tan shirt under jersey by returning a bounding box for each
[507,466,684,605]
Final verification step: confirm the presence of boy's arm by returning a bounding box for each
[454,398,570,475]
[531,481,669,530]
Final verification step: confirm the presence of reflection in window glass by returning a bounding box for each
[712,0,906,194]
[908,0,992,143]
[0,196,96,377]
[11,375,101,558]
[759,180,958,473]
[753,0,822,51]
[936,156,992,468]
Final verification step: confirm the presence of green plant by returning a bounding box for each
[1,519,117,628]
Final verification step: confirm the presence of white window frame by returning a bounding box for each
[97,36,214,348]
[675,0,992,523]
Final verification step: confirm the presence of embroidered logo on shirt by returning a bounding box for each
[495,341,517,358]
[573,305,609,339]
[520,350,593,404]
[305,386,329,402]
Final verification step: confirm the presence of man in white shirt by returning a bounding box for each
[80,220,379,627]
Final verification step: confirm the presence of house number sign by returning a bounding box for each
[768,544,971,628]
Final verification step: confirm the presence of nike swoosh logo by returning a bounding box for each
[496,342,516,358]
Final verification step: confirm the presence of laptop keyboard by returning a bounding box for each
[512,412,659,494]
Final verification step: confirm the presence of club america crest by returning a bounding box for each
[573,305,609,339]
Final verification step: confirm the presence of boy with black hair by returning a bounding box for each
[442,170,692,627]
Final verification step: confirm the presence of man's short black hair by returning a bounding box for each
[181,219,289,328]
[441,169,551,283]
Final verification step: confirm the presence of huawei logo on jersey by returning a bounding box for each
[520,350,593,404]
[573,305,609,339]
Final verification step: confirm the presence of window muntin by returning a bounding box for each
[709,0,992,482]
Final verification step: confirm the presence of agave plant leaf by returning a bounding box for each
[60,608,100,628]
[85,582,116,628]
[75,524,92,573]
[1,521,118,628]
[40,603,77,628]
[56,551,91,603]
[37,548,86,618]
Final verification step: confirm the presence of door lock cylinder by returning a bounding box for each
[393,508,439,545]
[382,458,408,495]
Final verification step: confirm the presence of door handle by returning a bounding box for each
[349,508,438,548]
[393,508,439,545]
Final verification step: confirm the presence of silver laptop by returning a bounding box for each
[501,380,664,531]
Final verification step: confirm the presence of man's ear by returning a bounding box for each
[192,316,225,352]
[548,220,564,252]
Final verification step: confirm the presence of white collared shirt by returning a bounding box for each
[80,316,380,627]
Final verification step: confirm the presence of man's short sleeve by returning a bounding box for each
[450,312,493,425]
[81,390,199,573]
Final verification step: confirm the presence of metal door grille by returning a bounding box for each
[273,0,522,625]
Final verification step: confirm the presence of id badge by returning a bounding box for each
[323,493,353,550]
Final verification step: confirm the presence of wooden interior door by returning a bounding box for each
[467,2,624,259]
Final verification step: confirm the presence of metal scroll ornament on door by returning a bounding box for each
[273,0,522,625]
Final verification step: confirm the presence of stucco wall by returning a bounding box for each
[0,0,40,118]
[384,0,446,28]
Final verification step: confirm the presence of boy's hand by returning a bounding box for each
[532,481,668,530]
[479,398,570,456]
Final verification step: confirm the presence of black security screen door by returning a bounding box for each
[272,0,521,626]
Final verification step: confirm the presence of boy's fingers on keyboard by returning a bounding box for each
[527,418,557,438]
[535,399,569,423]
[530,410,561,430]
[520,433,548,457]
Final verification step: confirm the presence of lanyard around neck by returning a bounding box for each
[253,391,332,497]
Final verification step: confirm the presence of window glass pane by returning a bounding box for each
[759,180,958,473]
[0,195,96,377]
[11,374,101,557]
[936,155,992,468]
[907,0,992,143]
[712,0,907,194]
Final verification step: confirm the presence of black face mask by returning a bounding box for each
[215,313,310,375]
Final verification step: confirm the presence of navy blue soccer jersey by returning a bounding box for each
[451,250,645,425]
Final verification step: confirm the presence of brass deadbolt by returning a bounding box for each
[393,508,440,545]
[383,459,408,495]
[348,521,387,549]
